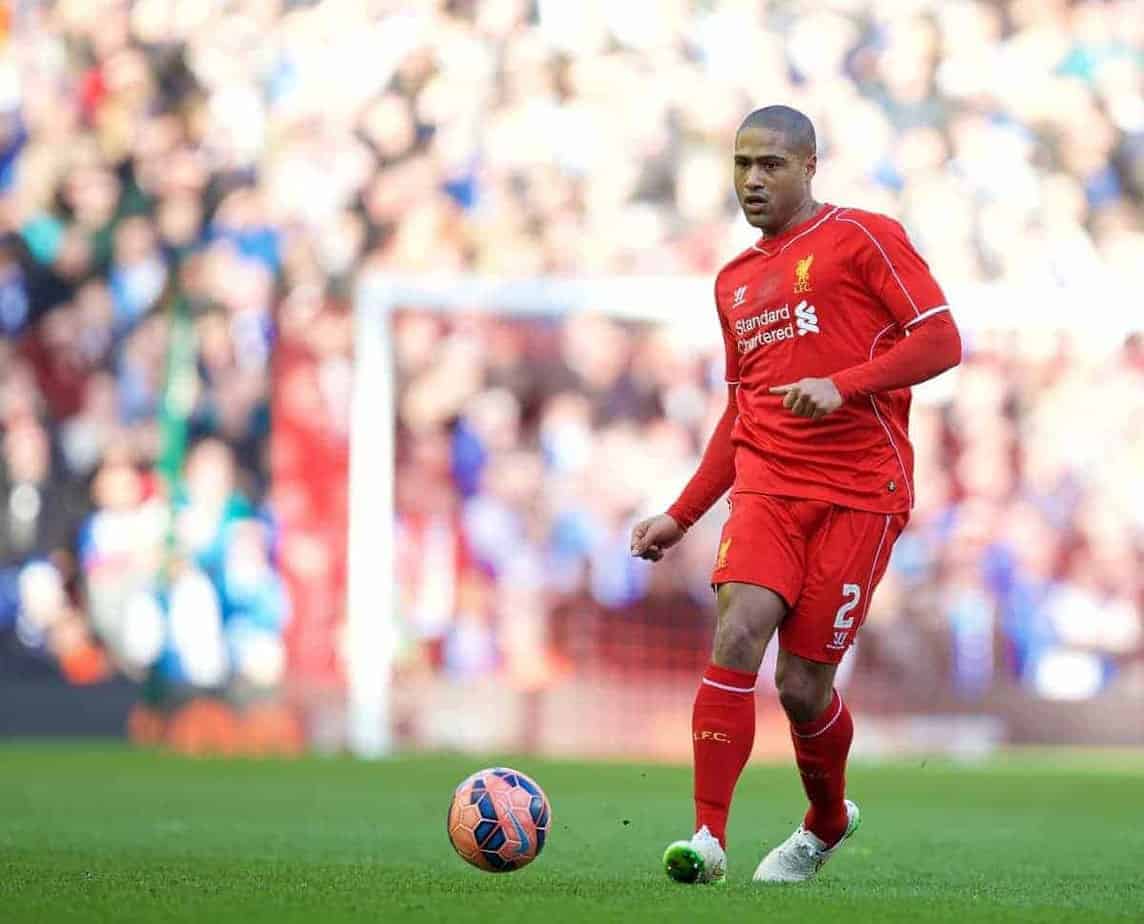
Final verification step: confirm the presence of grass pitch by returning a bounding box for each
[2,744,1142,923]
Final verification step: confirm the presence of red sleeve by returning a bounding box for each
[718,279,740,384]
[666,385,737,530]
[666,278,741,530]
[839,213,947,329]
[832,310,961,401]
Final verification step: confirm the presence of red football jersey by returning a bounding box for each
[716,204,949,513]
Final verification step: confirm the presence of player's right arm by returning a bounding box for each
[631,287,739,562]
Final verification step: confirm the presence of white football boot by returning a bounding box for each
[662,825,727,884]
[752,800,861,883]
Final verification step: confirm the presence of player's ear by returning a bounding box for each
[805,153,817,180]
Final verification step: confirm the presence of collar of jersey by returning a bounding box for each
[751,203,837,256]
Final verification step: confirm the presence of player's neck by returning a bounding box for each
[762,198,822,239]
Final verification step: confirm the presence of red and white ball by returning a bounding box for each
[446,767,551,872]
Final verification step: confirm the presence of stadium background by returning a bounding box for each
[0,0,1141,759]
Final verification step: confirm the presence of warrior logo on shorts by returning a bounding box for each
[716,537,732,570]
[794,254,814,293]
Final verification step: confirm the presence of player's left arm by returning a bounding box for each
[770,217,962,419]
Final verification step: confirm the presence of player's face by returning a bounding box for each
[733,126,816,234]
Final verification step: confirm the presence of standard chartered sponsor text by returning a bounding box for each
[738,323,794,353]
[735,301,820,353]
[734,304,790,336]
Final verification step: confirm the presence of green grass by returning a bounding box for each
[2,744,1142,923]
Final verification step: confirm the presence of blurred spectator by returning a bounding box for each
[77,452,163,674]
[219,517,289,696]
[0,421,87,655]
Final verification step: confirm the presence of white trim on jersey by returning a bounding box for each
[903,304,950,329]
[859,515,893,627]
[867,321,914,509]
[751,206,841,256]
[835,215,922,317]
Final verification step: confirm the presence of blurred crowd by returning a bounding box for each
[8,0,1136,287]
[394,314,1144,702]
[0,0,1141,710]
[1,0,297,697]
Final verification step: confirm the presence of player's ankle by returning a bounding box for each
[696,815,727,848]
[804,805,848,847]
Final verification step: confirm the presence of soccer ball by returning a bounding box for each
[446,767,551,872]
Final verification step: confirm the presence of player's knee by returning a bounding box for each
[713,583,784,672]
[713,616,765,666]
[713,607,770,671]
[776,669,828,724]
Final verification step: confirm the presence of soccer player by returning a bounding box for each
[630,105,962,884]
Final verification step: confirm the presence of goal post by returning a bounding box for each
[347,273,718,757]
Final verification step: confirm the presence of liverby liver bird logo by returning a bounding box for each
[716,537,732,570]
[794,254,814,293]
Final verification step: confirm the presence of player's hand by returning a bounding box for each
[769,378,844,419]
[630,514,685,562]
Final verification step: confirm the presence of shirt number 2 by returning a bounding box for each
[834,583,862,629]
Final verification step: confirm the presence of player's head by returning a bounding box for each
[733,106,817,234]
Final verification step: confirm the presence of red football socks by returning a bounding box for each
[790,689,854,847]
[692,663,757,848]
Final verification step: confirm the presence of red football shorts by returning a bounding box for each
[711,493,908,664]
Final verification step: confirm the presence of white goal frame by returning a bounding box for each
[347,273,714,756]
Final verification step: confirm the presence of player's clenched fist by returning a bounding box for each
[630,514,685,562]
[769,377,843,419]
